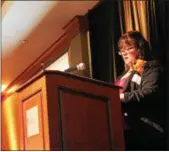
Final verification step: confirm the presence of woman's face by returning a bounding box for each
[119,45,138,67]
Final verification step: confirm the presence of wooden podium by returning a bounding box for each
[18,70,125,151]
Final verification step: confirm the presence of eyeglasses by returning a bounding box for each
[118,46,136,55]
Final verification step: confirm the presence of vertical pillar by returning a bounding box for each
[63,16,91,77]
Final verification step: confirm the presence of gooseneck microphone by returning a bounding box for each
[64,63,86,72]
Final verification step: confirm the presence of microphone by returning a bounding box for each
[64,63,86,72]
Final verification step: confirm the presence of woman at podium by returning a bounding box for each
[114,31,166,150]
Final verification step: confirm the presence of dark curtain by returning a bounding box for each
[148,0,168,64]
[148,2,169,148]
[87,0,122,83]
[118,0,149,40]
[117,0,169,149]
[88,0,169,149]
[162,1,169,150]
[88,0,168,91]
[117,0,168,64]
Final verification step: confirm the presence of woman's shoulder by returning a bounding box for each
[144,60,163,70]
[145,60,163,67]
[143,60,164,76]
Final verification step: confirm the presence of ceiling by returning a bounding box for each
[2,1,99,92]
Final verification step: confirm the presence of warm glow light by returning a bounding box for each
[3,96,19,150]
[6,86,18,94]
[1,84,8,92]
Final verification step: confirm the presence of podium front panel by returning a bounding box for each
[17,71,124,150]
[58,87,112,150]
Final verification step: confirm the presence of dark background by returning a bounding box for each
[88,0,169,150]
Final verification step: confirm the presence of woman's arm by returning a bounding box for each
[121,65,163,103]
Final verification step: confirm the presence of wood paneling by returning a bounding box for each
[2,69,124,150]
[44,71,124,150]
[22,91,44,150]
[58,88,112,150]
[18,70,124,150]
[18,76,50,150]
[65,16,90,77]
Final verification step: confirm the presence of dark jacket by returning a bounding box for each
[118,60,166,138]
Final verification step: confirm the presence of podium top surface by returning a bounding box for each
[17,70,120,92]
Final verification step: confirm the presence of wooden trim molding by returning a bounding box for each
[64,15,90,77]
[2,33,70,101]
[63,15,89,41]
[2,15,90,101]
